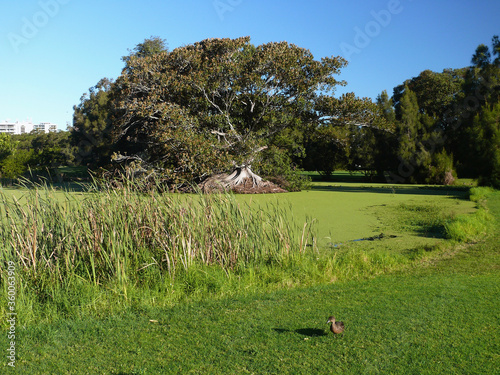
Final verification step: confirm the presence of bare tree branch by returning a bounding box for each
[194,84,243,142]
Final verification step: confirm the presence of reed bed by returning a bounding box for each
[0,181,316,315]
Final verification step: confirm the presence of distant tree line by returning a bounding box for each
[301,35,500,188]
[0,130,74,183]
[1,35,499,189]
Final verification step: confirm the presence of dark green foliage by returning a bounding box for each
[348,91,398,179]
[376,90,396,123]
[383,36,499,186]
[305,93,394,179]
[254,145,311,191]
[71,78,115,167]
[0,133,15,161]
[428,150,456,185]
[472,44,492,69]
[454,35,500,181]
[1,149,34,180]
[18,130,74,167]
[470,102,500,188]
[0,131,75,182]
[394,87,455,184]
[386,41,494,185]
[393,69,465,122]
[303,125,348,178]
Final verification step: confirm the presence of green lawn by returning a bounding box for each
[1,180,498,374]
[10,272,498,374]
[5,219,500,373]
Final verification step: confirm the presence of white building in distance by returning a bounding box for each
[0,120,57,135]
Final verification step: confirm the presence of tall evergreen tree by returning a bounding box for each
[492,35,500,66]
[393,86,454,184]
[396,86,424,182]
[376,90,395,123]
[456,35,500,178]
[470,101,500,188]
[471,44,492,69]
[71,78,115,167]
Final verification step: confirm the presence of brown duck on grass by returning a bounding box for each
[327,316,345,337]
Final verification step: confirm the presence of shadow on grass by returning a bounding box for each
[295,328,328,337]
[415,223,448,239]
[304,171,374,183]
[309,184,470,199]
[273,328,327,337]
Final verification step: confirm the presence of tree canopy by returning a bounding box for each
[110,36,355,186]
[66,34,500,190]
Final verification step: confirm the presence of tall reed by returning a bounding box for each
[0,181,316,310]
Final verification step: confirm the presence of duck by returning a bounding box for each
[327,316,345,336]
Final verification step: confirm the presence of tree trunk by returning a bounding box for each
[222,166,263,187]
[199,166,287,194]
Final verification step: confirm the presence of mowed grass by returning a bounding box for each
[0,179,498,373]
[6,233,500,374]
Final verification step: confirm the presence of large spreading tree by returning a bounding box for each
[80,35,500,190]
[110,36,353,189]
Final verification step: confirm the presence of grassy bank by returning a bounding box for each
[1,189,498,374]
[0,182,490,325]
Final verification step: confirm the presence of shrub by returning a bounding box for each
[255,145,311,191]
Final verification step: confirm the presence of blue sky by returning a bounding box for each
[1,0,499,130]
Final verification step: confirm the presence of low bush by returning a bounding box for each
[445,208,494,243]
[445,187,495,242]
